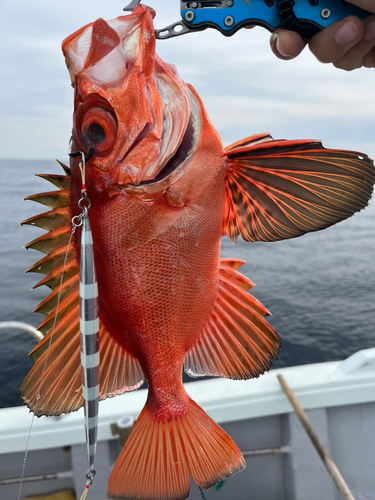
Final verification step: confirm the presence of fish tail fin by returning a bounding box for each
[108,398,245,500]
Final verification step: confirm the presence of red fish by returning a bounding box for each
[20,5,374,500]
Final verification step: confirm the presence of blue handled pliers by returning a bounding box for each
[124,0,371,40]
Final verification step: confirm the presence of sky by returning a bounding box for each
[1,0,375,162]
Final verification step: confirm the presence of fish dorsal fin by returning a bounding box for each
[20,162,144,416]
[20,319,145,416]
[184,259,280,380]
[223,135,375,242]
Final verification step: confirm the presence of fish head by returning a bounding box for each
[62,5,191,191]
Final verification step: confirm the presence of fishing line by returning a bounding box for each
[17,227,76,500]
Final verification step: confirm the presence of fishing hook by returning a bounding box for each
[69,147,95,163]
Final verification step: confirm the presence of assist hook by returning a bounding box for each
[69,147,95,163]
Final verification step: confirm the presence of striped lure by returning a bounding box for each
[73,152,99,494]
[80,210,99,466]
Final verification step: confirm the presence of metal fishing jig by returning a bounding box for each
[71,151,100,500]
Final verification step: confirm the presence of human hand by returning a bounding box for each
[269,0,375,69]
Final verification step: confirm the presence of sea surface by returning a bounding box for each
[0,159,374,409]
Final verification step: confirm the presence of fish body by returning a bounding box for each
[87,96,226,419]
[20,5,375,500]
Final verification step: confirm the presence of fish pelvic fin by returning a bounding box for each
[184,259,280,380]
[108,398,245,500]
[20,161,144,416]
[223,134,375,242]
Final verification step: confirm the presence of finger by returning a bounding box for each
[344,0,375,15]
[309,16,364,63]
[363,47,375,67]
[270,29,306,60]
[333,16,375,70]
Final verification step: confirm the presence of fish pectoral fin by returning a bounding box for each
[184,259,281,380]
[122,194,191,251]
[223,135,375,242]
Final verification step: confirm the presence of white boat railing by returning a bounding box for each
[0,321,44,341]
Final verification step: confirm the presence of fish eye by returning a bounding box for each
[88,123,106,145]
[80,105,117,156]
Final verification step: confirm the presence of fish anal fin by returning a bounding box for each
[108,398,245,499]
[184,259,280,380]
[21,317,144,417]
[223,136,375,242]
[219,258,245,270]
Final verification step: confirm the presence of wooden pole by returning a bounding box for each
[277,374,356,500]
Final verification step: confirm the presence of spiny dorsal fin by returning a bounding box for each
[37,293,79,335]
[36,173,70,190]
[21,207,70,232]
[32,260,79,290]
[33,274,79,315]
[21,163,144,418]
[25,245,76,275]
[25,190,70,210]
[56,159,71,176]
[24,227,71,255]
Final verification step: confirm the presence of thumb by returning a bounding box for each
[270,29,306,60]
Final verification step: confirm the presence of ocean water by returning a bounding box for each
[0,159,374,409]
